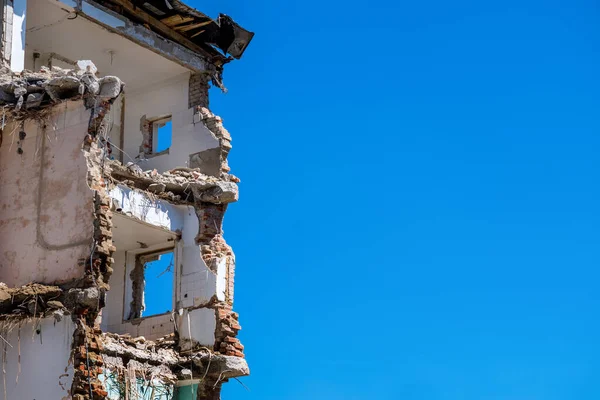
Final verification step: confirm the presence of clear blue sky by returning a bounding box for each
[177,1,600,398]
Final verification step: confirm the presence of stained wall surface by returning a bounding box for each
[0,317,75,399]
[0,101,94,287]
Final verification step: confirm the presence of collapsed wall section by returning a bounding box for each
[0,64,123,400]
[0,52,247,398]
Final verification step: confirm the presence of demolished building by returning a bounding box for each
[0,0,253,398]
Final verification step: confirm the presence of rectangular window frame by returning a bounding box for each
[124,245,177,322]
[150,115,172,156]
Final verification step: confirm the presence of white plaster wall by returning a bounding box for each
[0,101,93,287]
[179,211,227,308]
[122,74,220,173]
[26,0,196,90]
[109,186,185,230]
[109,312,174,340]
[179,308,216,348]
[101,249,126,331]
[0,317,75,399]
[108,95,123,161]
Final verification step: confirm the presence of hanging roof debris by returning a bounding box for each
[93,0,254,63]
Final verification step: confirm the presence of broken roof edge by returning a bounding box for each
[60,0,211,73]
[88,0,254,63]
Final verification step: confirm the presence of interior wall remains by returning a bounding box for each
[102,186,227,344]
[0,101,95,287]
[123,74,221,174]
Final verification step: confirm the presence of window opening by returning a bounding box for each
[128,249,174,320]
[154,117,172,153]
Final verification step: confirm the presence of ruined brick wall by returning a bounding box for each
[197,106,233,177]
[71,323,107,400]
[189,72,210,108]
[214,304,244,357]
[69,99,120,400]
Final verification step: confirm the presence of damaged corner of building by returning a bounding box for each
[0,0,253,398]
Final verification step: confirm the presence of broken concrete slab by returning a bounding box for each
[44,75,81,101]
[98,76,123,100]
[147,183,167,193]
[64,287,101,310]
[194,181,238,203]
[108,160,239,204]
[0,65,124,117]
[80,73,100,95]
[101,332,182,366]
[76,60,98,75]
[0,283,64,316]
[192,354,250,378]
[25,93,44,109]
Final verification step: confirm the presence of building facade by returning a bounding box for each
[0,0,253,398]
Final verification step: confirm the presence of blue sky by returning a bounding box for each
[143,252,174,317]
[155,0,599,398]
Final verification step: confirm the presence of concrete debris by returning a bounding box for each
[46,300,65,309]
[0,61,124,117]
[26,92,43,109]
[101,332,182,366]
[44,75,81,101]
[64,287,101,310]
[194,181,238,203]
[76,60,98,75]
[147,183,166,193]
[192,353,250,378]
[108,160,239,204]
[0,283,65,317]
[0,283,103,319]
[98,76,122,100]
[80,73,99,94]
[100,331,249,383]
[125,161,144,175]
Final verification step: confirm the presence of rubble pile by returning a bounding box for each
[108,160,240,204]
[0,61,123,118]
[0,283,66,318]
[100,331,249,380]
